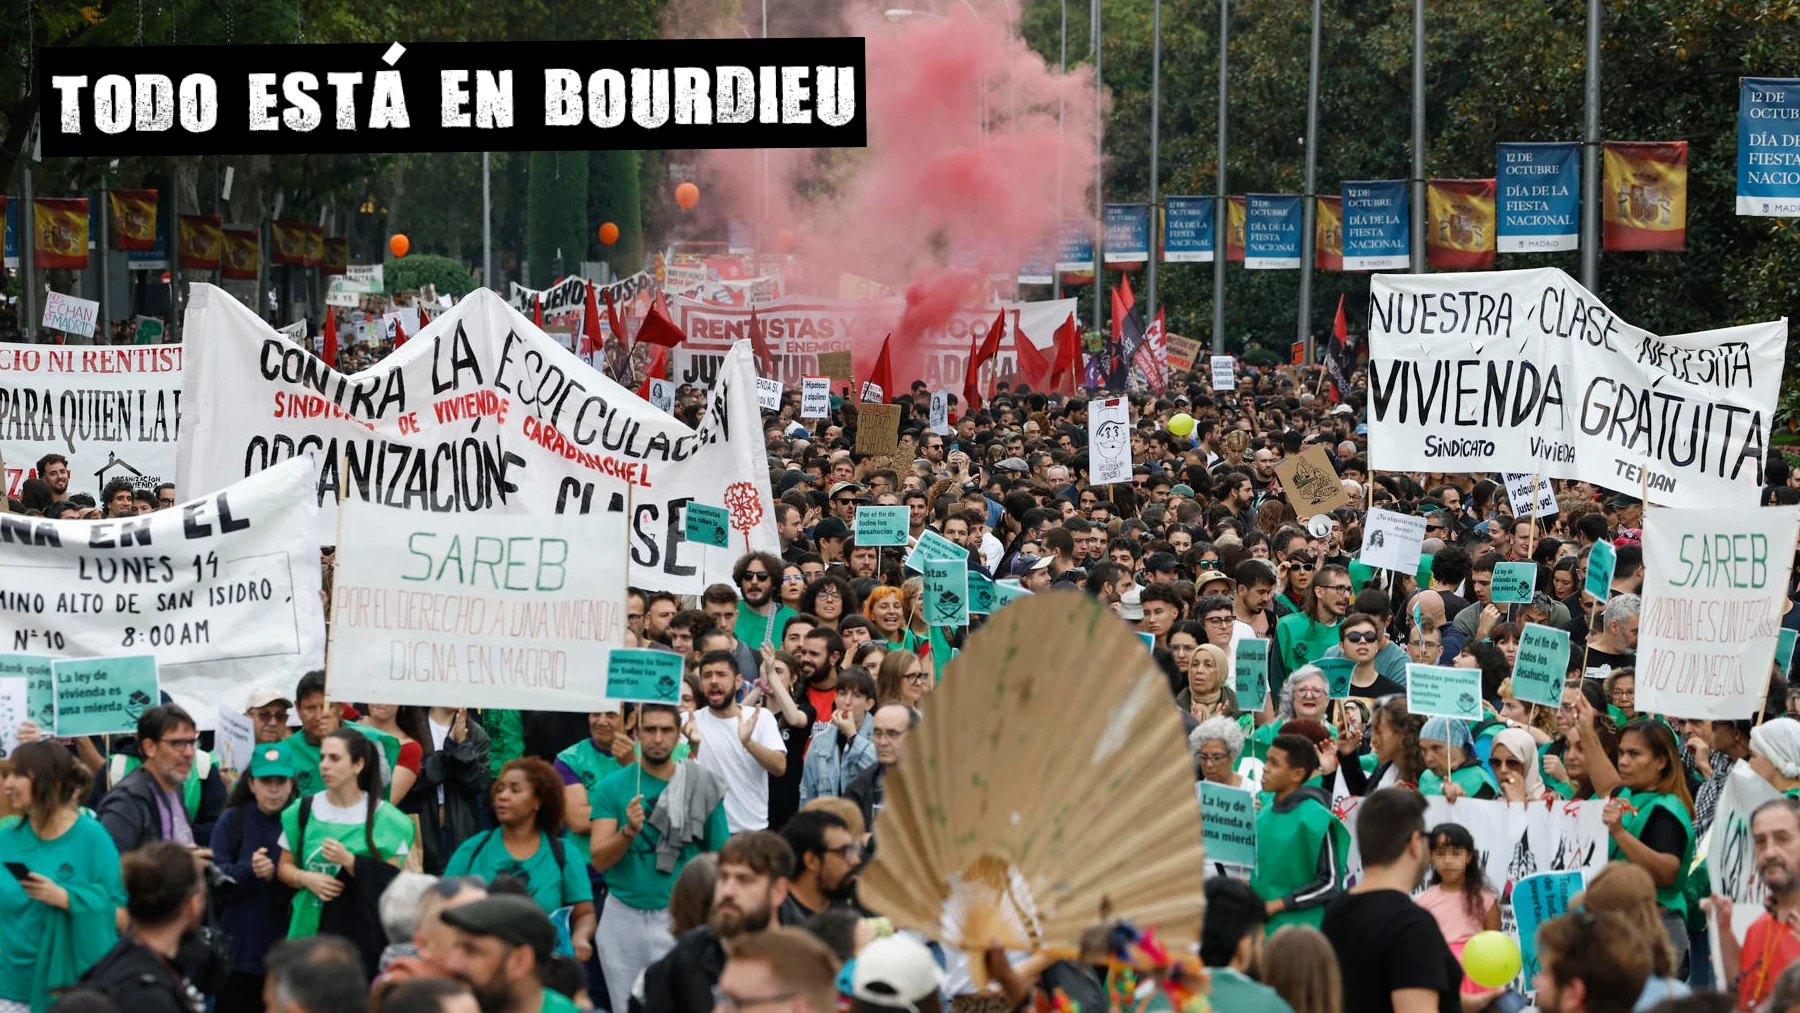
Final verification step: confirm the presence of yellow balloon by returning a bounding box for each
[1461,930,1521,988]
[1167,412,1196,437]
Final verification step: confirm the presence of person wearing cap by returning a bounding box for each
[828,481,865,525]
[1143,551,1183,585]
[1011,554,1054,593]
[246,687,294,745]
[209,742,298,1010]
[813,516,851,567]
[848,934,947,1012]
[439,894,578,1013]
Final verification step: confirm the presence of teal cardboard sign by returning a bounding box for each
[991,580,1033,609]
[1406,663,1484,721]
[605,648,685,704]
[904,528,968,573]
[1586,540,1616,600]
[684,503,731,549]
[1315,656,1355,699]
[1491,562,1536,604]
[855,506,911,547]
[1137,632,1156,651]
[968,573,995,614]
[1200,781,1258,868]
[0,655,55,731]
[1779,628,1798,677]
[923,556,970,627]
[53,655,159,736]
[1233,638,1269,711]
[1514,872,1583,989]
[1511,623,1571,708]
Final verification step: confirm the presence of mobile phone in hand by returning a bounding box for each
[5,862,31,881]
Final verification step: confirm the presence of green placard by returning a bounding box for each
[968,573,995,614]
[1233,638,1269,711]
[1349,559,1378,594]
[685,503,731,548]
[1586,540,1616,600]
[1491,561,1536,604]
[922,556,970,627]
[991,580,1033,609]
[1780,628,1799,678]
[855,505,911,547]
[1315,656,1355,700]
[133,316,164,345]
[1200,781,1258,868]
[53,655,159,736]
[0,655,55,731]
[1406,663,1484,721]
[1415,552,1436,590]
[1511,623,1570,709]
[605,648,685,704]
[904,529,968,573]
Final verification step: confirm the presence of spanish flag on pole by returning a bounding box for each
[108,190,158,251]
[1315,195,1343,271]
[1603,141,1687,252]
[1225,196,1246,263]
[1426,179,1497,270]
[33,198,89,269]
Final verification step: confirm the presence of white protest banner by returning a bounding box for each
[1360,508,1426,574]
[1635,502,1797,719]
[277,320,308,343]
[326,498,627,712]
[0,343,183,499]
[755,377,783,413]
[1706,764,1783,975]
[1504,473,1559,518]
[1088,397,1132,486]
[670,296,1075,391]
[42,291,99,338]
[1210,355,1235,392]
[214,706,256,786]
[800,377,831,418]
[929,391,950,435]
[343,264,384,293]
[511,272,654,329]
[175,284,780,596]
[0,455,325,728]
[1368,267,1786,509]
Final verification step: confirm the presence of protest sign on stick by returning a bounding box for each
[1360,508,1425,574]
[1088,398,1132,486]
[1275,445,1349,516]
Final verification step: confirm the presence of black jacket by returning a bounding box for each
[843,763,885,834]
[632,926,726,1013]
[96,765,224,856]
[78,936,202,1013]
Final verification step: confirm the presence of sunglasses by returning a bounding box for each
[742,571,772,582]
[1342,630,1379,644]
[1493,757,1525,771]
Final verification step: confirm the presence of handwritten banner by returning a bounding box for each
[0,343,183,500]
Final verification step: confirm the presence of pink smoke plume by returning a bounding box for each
[693,1,1100,380]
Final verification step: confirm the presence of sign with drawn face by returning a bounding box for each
[1089,397,1131,486]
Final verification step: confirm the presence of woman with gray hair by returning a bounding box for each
[1249,666,1333,762]
[1190,716,1254,791]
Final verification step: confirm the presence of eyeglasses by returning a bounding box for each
[833,498,859,506]
[1318,584,1352,593]
[713,986,803,1010]
[1295,686,1327,698]
[1609,688,1634,702]
[870,728,909,741]
[826,842,865,860]
[781,574,806,584]
[1197,559,1219,570]
[1342,630,1379,644]
[1203,616,1234,627]
[158,736,199,752]
[903,671,931,683]
[742,571,771,582]
[815,589,842,601]
[1197,751,1231,764]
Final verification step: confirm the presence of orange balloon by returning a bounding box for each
[777,230,795,251]
[598,222,620,246]
[388,234,410,258]
[675,182,700,210]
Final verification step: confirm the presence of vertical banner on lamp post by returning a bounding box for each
[1244,194,1302,269]
[1603,141,1689,250]
[1738,78,1800,217]
[1497,142,1580,252]
[1163,197,1215,263]
[1427,179,1497,269]
[1103,205,1151,265]
[1056,219,1096,274]
[1342,180,1411,270]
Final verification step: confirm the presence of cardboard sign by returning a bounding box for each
[818,350,853,384]
[0,655,54,732]
[922,556,970,627]
[1511,623,1571,708]
[1233,638,1269,711]
[53,655,159,736]
[1585,540,1616,600]
[1361,508,1426,574]
[1514,872,1584,989]
[1210,355,1235,392]
[1490,561,1537,604]
[1088,397,1132,486]
[929,391,950,435]
[855,505,911,548]
[1405,663,1484,721]
[856,403,901,456]
[991,579,1033,609]
[903,528,969,573]
[969,573,995,614]
[605,648,685,704]
[1275,445,1349,516]
[801,376,831,418]
[755,376,783,412]
[41,291,99,338]
[1199,781,1258,868]
[1316,657,1355,700]
[1504,473,1559,518]
[214,706,257,786]
[685,502,732,548]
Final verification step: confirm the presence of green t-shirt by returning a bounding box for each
[0,813,124,1006]
[1276,613,1342,675]
[283,732,325,797]
[483,709,526,779]
[541,987,580,1013]
[558,739,630,859]
[592,766,729,911]
[280,792,416,939]
[736,602,798,652]
[444,829,594,915]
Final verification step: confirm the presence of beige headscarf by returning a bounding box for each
[1490,727,1546,798]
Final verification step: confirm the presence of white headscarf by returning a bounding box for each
[1751,717,1800,779]
[1491,727,1547,799]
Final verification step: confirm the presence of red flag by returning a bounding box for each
[867,333,895,402]
[1334,293,1348,346]
[1014,323,1051,389]
[1109,284,1127,342]
[533,293,543,328]
[637,345,669,401]
[1047,313,1081,395]
[635,289,687,348]
[749,309,775,375]
[393,319,408,348]
[963,309,1005,410]
[1119,272,1136,312]
[321,309,338,366]
[581,281,604,357]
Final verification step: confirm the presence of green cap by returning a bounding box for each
[247,743,295,779]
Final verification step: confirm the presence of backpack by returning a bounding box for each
[470,828,568,885]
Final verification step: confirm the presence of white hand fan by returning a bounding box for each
[859,591,1207,963]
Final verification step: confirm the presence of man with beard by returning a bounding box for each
[438,894,577,1013]
[1715,797,1800,1008]
[633,831,795,1013]
[35,453,71,502]
[734,552,797,654]
[777,809,863,925]
[1322,788,1501,1013]
[797,628,845,732]
[589,704,729,1013]
[692,650,787,832]
[1200,878,1292,1013]
[1532,910,1651,1013]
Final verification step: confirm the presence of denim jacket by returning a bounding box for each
[799,715,876,804]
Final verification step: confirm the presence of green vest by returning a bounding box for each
[1250,793,1348,933]
[1609,789,1694,917]
[1276,613,1342,675]
[109,751,211,822]
[555,739,628,858]
[1419,761,1498,799]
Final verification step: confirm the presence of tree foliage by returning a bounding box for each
[384,254,476,298]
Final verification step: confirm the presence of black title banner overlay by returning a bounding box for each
[39,38,866,156]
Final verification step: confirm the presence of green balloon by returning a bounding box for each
[1462,930,1521,988]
